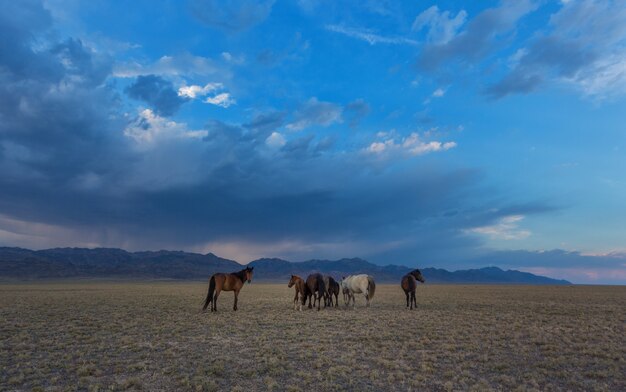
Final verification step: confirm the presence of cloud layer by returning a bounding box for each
[0,0,624,284]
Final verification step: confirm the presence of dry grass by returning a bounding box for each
[1,282,624,391]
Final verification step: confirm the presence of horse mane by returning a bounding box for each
[232,268,248,283]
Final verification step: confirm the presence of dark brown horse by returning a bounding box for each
[202,266,254,312]
[324,275,340,307]
[288,275,307,311]
[401,269,425,310]
[305,273,326,311]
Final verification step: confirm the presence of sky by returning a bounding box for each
[0,0,625,284]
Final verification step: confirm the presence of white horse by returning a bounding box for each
[340,274,376,307]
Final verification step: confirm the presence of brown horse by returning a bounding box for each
[401,269,425,310]
[324,275,340,307]
[288,275,307,311]
[202,266,254,312]
[305,273,326,311]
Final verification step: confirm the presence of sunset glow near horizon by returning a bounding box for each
[1,0,625,284]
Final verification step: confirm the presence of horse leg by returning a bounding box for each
[334,293,339,308]
[213,286,221,312]
[293,292,298,310]
[406,291,410,308]
[317,293,321,311]
[233,289,239,311]
[308,293,312,309]
[412,291,417,310]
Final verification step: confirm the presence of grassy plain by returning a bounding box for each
[1,282,624,391]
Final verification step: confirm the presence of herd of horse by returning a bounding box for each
[202,266,425,312]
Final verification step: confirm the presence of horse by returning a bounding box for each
[323,275,340,307]
[288,274,307,311]
[401,269,425,310]
[202,266,254,312]
[305,273,326,311]
[340,274,376,307]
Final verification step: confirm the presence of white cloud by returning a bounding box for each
[366,132,456,156]
[432,88,446,97]
[326,25,418,46]
[204,92,236,108]
[177,82,235,108]
[124,109,207,146]
[412,6,467,44]
[178,82,223,98]
[468,215,531,240]
[265,131,286,148]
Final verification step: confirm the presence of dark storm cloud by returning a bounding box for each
[189,0,275,32]
[0,0,128,190]
[125,75,188,116]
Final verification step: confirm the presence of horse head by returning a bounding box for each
[411,269,425,283]
[244,266,254,283]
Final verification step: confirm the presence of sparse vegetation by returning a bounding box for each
[1,283,624,391]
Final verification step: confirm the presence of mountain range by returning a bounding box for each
[0,247,571,284]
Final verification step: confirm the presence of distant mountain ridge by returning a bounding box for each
[0,247,571,284]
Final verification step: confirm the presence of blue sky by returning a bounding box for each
[1,0,625,283]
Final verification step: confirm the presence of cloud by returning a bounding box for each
[204,92,236,108]
[177,82,235,108]
[467,215,531,240]
[243,111,285,135]
[124,109,207,146]
[0,2,129,192]
[178,82,223,98]
[286,97,342,131]
[0,1,575,278]
[125,75,189,116]
[366,132,457,156]
[265,132,286,148]
[412,5,467,45]
[326,25,419,46]
[487,0,626,98]
[417,0,538,72]
[432,88,446,97]
[190,0,275,32]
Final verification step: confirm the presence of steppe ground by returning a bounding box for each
[1,282,624,391]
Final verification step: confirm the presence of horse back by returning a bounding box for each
[306,273,325,294]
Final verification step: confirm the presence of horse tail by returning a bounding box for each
[202,275,216,311]
[367,276,376,301]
